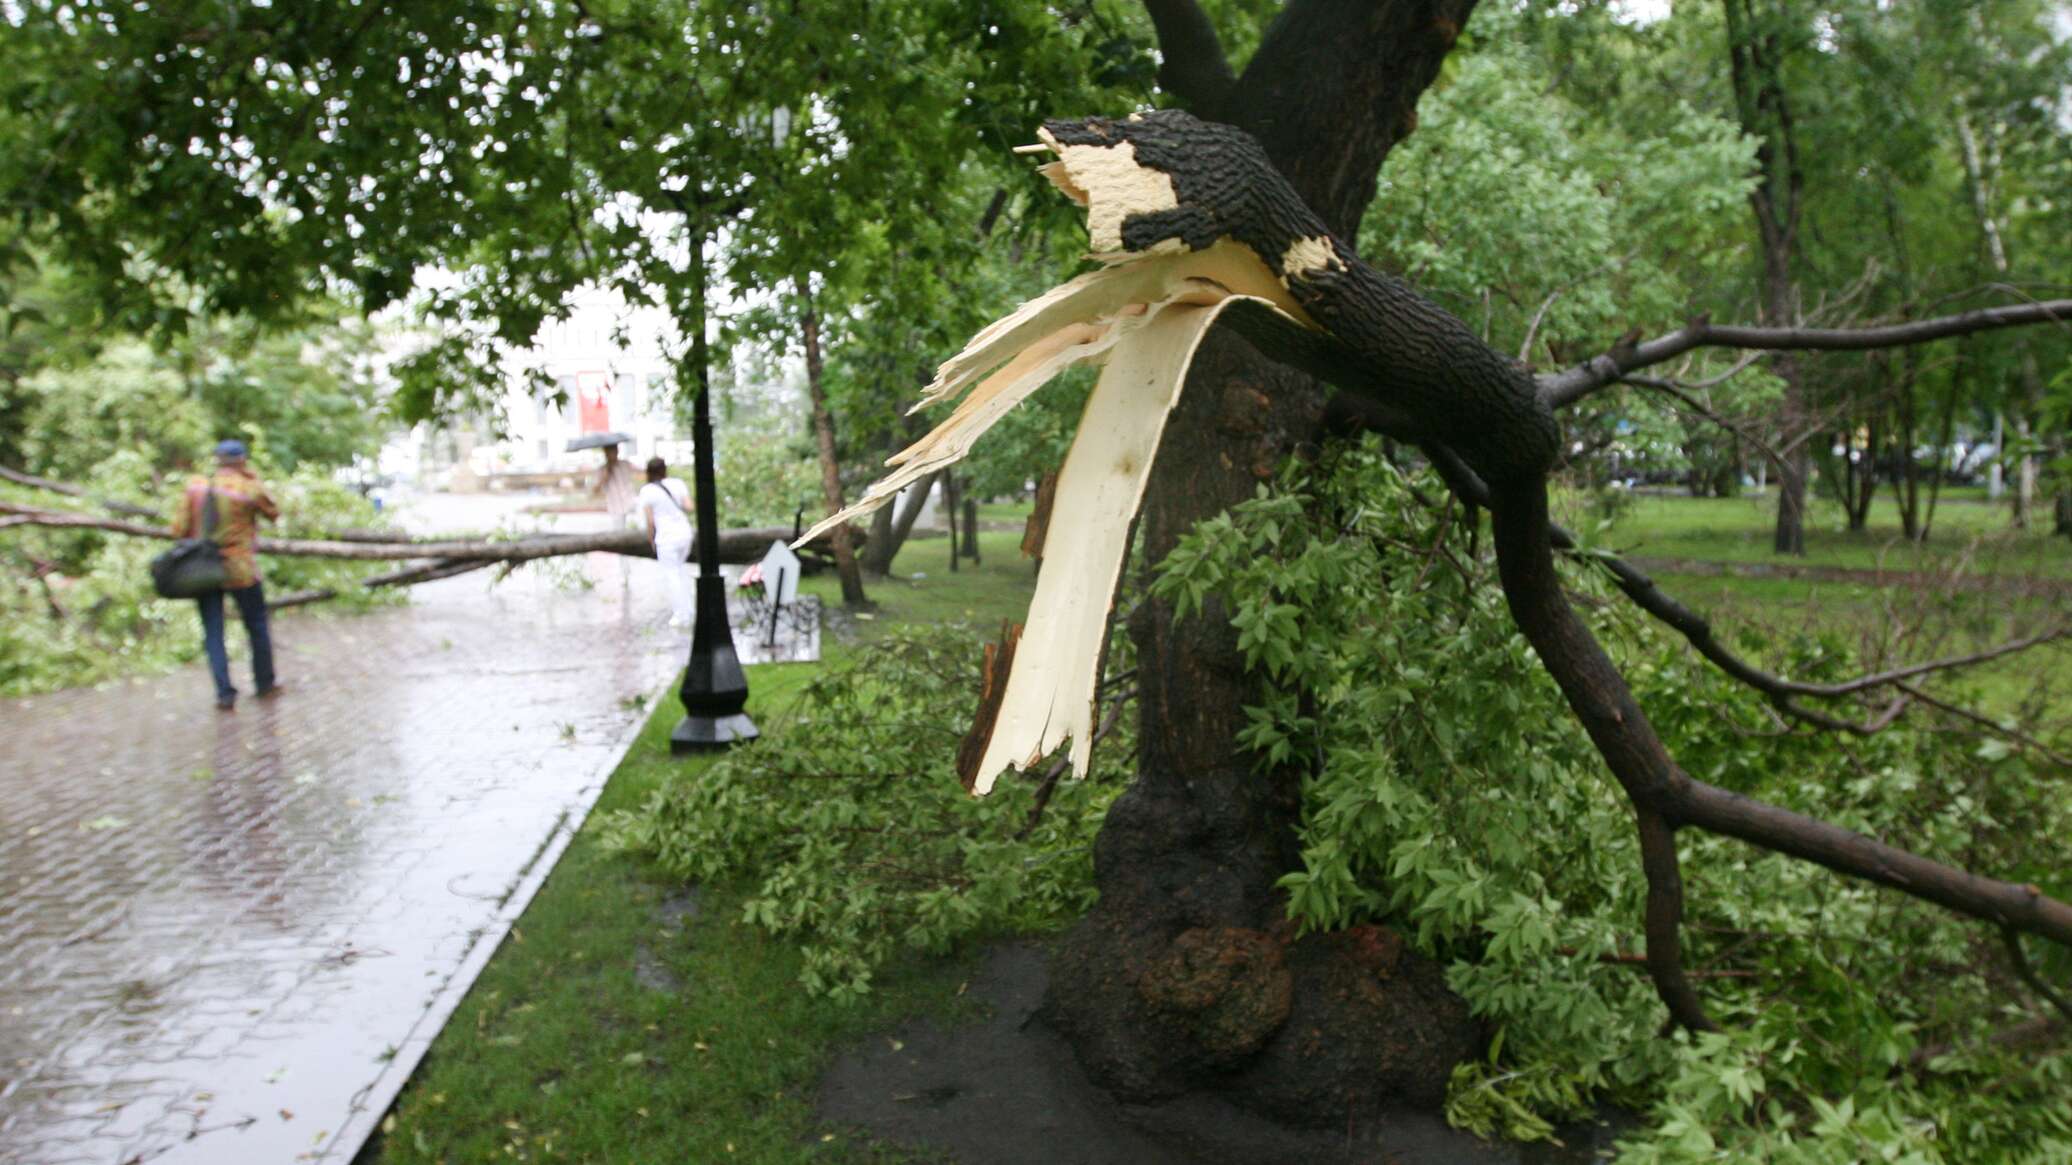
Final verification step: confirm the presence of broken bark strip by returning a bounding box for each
[956,621,1024,791]
[0,504,852,566]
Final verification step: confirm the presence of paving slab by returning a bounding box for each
[0,555,711,1164]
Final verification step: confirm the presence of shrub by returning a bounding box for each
[599,625,1129,999]
[1152,439,2072,1161]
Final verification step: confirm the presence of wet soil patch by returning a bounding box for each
[817,943,1629,1164]
[634,886,702,993]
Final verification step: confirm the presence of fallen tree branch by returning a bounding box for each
[1,465,161,518]
[1637,805,1718,1031]
[1414,449,2067,716]
[266,558,496,610]
[0,502,848,566]
[1538,298,2072,408]
[2002,928,2072,1024]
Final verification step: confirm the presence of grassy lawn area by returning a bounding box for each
[1556,490,2071,719]
[1581,488,2072,579]
[360,529,1038,1165]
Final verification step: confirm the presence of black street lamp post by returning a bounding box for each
[671,222,758,752]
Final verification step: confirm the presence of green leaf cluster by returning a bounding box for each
[598,625,1129,1000]
[1152,440,2072,1160]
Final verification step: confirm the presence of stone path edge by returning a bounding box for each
[321,683,677,1163]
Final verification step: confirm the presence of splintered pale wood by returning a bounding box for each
[967,296,1238,794]
[796,243,1311,550]
[913,240,1310,413]
[798,124,1329,795]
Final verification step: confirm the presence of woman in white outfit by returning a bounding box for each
[637,457,695,627]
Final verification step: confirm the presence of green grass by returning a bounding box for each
[362,529,1038,1165]
[1558,489,2072,715]
[1580,489,2071,579]
[796,527,1040,635]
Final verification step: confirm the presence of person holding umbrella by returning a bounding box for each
[566,432,638,530]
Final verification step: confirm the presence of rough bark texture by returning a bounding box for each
[1040,0,1484,1127]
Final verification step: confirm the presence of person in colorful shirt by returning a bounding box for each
[171,439,283,709]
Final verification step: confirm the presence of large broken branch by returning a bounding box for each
[1538,299,2072,408]
[0,465,161,518]
[850,110,2072,1034]
[0,503,849,567]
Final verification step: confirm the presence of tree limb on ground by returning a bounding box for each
[0,502,853,569]
[266,558,498,610]
[0,465,162,518]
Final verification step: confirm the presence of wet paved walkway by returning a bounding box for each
[0,557,687,1164]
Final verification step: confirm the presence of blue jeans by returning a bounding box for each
[197,583,275,701]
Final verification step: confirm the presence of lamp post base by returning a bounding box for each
[671,571,758,754]
[669,711,759,752]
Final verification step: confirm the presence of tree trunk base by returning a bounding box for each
[1043,780,1480,1123]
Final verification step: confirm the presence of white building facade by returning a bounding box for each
[466,286,694,480]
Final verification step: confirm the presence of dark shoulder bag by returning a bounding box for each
[150,488,228,598]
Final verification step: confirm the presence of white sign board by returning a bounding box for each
[759,540,801,606]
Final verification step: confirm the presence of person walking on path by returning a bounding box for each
[172,439,282,709]
[637,457,694,628]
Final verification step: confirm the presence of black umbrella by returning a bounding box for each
[565,431,631,452]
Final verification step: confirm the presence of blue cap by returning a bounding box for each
[214,439,248,459]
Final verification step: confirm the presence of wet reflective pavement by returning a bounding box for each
[0,558,689,1164]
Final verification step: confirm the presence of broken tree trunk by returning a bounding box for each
[1032,2,1487,1127]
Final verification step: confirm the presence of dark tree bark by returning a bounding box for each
[801,298,868,607]
[1722,0,1810,555]
[960,493,981,562]
[1041,0,1484,1129]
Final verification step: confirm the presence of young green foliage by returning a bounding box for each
[1153,440,2072,1160]
[600,624,1129,999]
